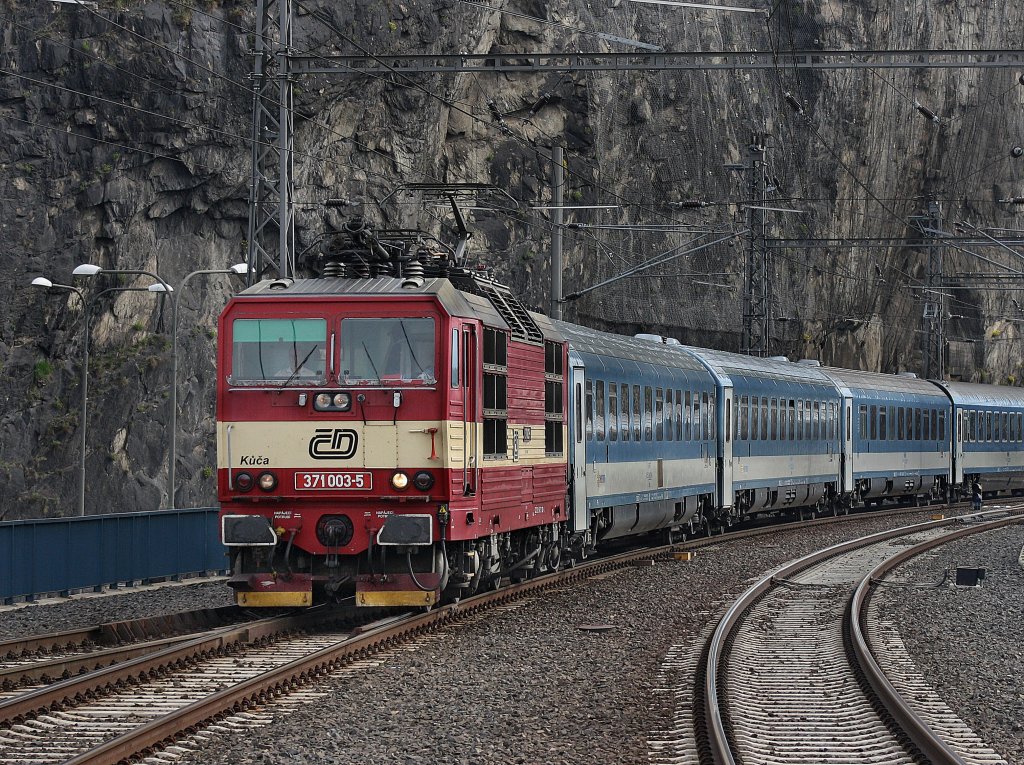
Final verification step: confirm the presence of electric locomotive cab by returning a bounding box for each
[217,285,457,607]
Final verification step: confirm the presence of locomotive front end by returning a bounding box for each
[217,285,459,607]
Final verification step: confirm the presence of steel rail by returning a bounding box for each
[701,506,1023,765]
[0,609,336,725]
[848,512,1024,765]
[0,605,242,659]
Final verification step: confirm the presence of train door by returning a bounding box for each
[569,363,588,533]
[463,325,479,495]
[718,381,733,509]
[953,405,964,484]
[841,395,854,491]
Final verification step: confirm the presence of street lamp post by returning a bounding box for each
[31,278,157,516]
[158,263,250,508]
[72,264,174,506]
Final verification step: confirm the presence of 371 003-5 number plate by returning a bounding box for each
[295,471,372,491]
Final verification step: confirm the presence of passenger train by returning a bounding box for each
[216,221,1024,607]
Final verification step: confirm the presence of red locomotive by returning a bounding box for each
[218,222,569,607]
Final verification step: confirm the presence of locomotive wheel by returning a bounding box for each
[546,542,562,572]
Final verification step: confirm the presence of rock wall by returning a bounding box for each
[0,0,1022,518]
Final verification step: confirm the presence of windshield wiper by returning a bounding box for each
[361,341,382,381]
[278,345,318,388]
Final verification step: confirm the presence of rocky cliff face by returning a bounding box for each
[1,0,1022,518]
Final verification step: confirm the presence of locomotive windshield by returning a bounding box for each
[340,318,435,385]
[231,318,327,385]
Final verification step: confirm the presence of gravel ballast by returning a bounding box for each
[0,579,235,641]
[875,519,1024,765]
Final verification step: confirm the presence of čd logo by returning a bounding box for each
[309,428,359,460]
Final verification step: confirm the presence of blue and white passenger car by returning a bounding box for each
[557,323,719,544]
[820,369,952,505]
[933,381,1024,495]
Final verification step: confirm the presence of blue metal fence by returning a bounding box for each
[1,508,228,604]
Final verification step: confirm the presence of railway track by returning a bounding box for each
[0,501,996,765]
[695,506,1024,765]
[0,607,245,694]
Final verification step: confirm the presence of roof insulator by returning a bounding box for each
[783,91,804,114]
[671,199,710,208]
[915,102,940,124]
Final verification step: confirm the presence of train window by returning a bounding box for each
[986,411,993,441]
[709,392,716,440]
[595,381,606,441]
[702,392,710,440]
[859,405,867,440]
[787,400,795,440]
[665,389,674,441]
[232,318,328,385]
[608,383,618,441]
[621,384,631,442]
[771,398,778,440]
[339,317,435,384]
[879,406,887,441]
[644,386,654,441]
[725,397,731,442]
[740,395,748,440]
[915,408,923,440]
[1009,413,1016,443]
[685,392,693,440]
[761,398,769,440]
[483,327,507,368]
[450,329,460,388]
[585,381,594,440]
[545,340,564,377]
[811,401,819,440]
[696,391,704,440]
[939,410,946,442]
[868,405,876,440]
[995,411,1002,442]
[484,418,507,457]
[675,390,683,441]
[750,396,759,441]
[633,385,642,441]
[794,400,801,440]
[655,388,664,441]
[897,407,905,440]
[931,410,938,441]
[1003,412,1009,442]
[968,410,975,442]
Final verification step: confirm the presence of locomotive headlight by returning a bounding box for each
[390,471,410,490]
[413,470,435,491]
[257,471,278,491]
[235,472,254,492]
[313,391,353,412]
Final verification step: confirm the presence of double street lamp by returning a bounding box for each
[31,276,168,516]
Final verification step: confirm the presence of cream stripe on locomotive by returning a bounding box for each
[218,420,568,470]
[732,453,839,483]
[586,457,715,497]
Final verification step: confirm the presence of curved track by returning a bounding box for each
[698,507,1024,765]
